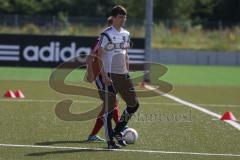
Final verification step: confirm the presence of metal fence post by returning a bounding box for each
[144,0,153,82]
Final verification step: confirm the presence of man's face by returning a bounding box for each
[114,14,127,27]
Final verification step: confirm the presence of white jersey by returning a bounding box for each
[99,26,130,74]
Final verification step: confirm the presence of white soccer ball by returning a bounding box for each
[122,128,138,144]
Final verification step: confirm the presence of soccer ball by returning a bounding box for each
[122,128,138,144]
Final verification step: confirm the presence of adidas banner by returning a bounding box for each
[0,34,144,70]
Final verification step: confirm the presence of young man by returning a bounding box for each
[98,5,139,149]
[85,17,121,142]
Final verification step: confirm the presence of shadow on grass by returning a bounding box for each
[34,140,89,146]
[25,140,110,156]
[25,148,110,156]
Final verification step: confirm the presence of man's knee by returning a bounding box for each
[126,101,139,114]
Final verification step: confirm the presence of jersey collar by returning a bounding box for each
[112,25,122,33]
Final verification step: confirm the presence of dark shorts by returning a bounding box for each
[95,73,138,115]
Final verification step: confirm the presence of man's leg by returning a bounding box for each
[112,74,139,134]
[113,99,120,124]
[97,75,120,148]
[87,120,105,142]
[90,118,103,136]
[87,114,105,142]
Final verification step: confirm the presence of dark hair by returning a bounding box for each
[111,5,127,17]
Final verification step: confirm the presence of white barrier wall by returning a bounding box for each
[151,49,240,66]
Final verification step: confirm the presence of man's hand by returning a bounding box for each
[102,73,113,85]
[86,70,94,82]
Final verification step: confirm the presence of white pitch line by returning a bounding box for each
[0,143,240,157]
[144,84,240,131]
[0,98,239,108]
[140,102,240,108]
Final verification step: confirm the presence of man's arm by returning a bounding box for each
[126,35,131,72]
[98,47,112,85]
[125,51,129,71]
[85,54,95,82]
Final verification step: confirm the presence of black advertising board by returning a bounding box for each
[0,34,144,70]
